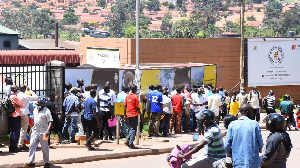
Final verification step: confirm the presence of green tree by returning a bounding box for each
[144,0,160,13]
[161,13,173,35]
[32,9,56,36]
[63,8,79,25]
[161,2,175,10]
[247,15,256,21]
[263,0,283,36]
[83,7,89,13]
[11,1,21,8]
[28,3,38,10]
[171,19,202,38]
[97,0,107,8]
[279,6,300,35]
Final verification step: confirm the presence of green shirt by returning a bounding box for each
[280,101,291,114]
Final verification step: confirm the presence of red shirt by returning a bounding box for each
[125,93,139,118]
[172,94,182,113]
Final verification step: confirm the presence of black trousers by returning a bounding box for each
[99,111,113,139]
[253,108,260,122]
[85,119,99,147]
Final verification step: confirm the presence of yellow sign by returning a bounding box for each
[203,65,217,88]
[140,70,160,94]
[114,102,143,116]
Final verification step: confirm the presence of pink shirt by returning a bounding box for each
[10,92,24,117]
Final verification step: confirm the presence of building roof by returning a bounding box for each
[19,39,79,50]
[0,25,19,35]
[122,63,214,69]
[0,50,80,64]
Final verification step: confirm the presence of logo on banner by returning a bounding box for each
[292,45,300,50]
[268,46,284,65]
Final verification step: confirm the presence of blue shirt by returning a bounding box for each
[117,91,127,103]
[224,116,264,168]
[84,97,97,120]
[149,90,163,113]
[63,93,80,115]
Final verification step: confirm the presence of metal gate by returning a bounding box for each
[0,63,53,99]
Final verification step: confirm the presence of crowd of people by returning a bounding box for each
[1,76,297,168]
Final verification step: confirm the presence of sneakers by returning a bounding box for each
[44,163,50,168]
[129,145,138,149]
[19,144,29,151]
[9,148,21,153]
[26,162,35,167]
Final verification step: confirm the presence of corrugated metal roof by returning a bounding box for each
[0,50,80,64]
[19,39,79,50]
[0,25,19,35]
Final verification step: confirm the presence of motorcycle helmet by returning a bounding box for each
[223,115,238,129]
[283,94,289,100]
[266,113,286,132]
[199,110,215,126]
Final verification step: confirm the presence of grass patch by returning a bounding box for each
[0,135,10,146]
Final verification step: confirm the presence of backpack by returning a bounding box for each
[1,96,15,115]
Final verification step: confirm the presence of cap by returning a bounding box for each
[71,87,79,92]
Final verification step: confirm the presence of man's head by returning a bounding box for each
[241,87,246,94]
[19,84,27,92]
[70,87,79,94]
[103,85,110,93]
[176,87,181,94]
[36,97,47,110]
[283,94,289,101]
[239,103,253,118]
[91,84,98,90]
[212,88,216,94]
[223,115,238,129]
[11,85,18,93]
[85,85,90,91]
[77,79,84,86]
[266,113,286,133]
[105,81,111,88]
[156,84,162,92]
[5,77,13,85]
[123,86,130,93]
[269,90,274,96]
[252,86,258,93]
[65,82,72,90]
[198,87,204,95]
[149,84,154,90]
[90,89,97,98]
[219,87,223,91]
[199,110,215,127]
[163,90,168,96]
[130,84,137,94]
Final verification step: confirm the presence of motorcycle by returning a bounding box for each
[166,144,194,168]
[282,114,293,131]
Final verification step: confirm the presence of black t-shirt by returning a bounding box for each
[45,100,55,115]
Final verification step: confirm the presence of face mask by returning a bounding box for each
[36,106,42,109]
[241,91,245,94]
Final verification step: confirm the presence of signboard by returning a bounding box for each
[203,65,217,88]
[247,38,300,86]
[114,102,143,116]
[87,47,120,68]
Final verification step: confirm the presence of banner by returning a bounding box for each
[203,65,216,88]
[119,70,135,93]
[87,47,120,68]
[160,69,175,92]
[65,68,94,89]
[248,38,300,86]
[174,67,191,88]
[191,66,204,87]
[140,70,160,94]
[91,69,119,92]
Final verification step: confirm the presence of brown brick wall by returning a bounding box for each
[78,37,300,105]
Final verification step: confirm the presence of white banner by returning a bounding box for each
[247,38,300,86]
[87,47,120,68]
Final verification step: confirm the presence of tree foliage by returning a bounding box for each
[63,8,79,25]
[144,0,160,13]
[83,7,89,13]
[97,0,107,8]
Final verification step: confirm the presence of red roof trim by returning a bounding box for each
[0,50,80,64]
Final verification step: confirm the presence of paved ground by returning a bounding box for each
[0,112,299,168]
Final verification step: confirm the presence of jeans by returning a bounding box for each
[9,116,21,150]
[62,115,78,141]
[148,112,161,136]
[84,119,99,147]
[126,116,138,147]
[190,109,194,131]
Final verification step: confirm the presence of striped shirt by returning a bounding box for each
[203,123,226,160]
[99,92,111,112]
[265,95,275,109]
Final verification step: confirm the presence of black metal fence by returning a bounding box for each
[0,63,53,99]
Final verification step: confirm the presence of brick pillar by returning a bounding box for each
[46,60,65,112]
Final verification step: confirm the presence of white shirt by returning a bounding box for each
[248,90,261,109]
[162,95,173,114]
[3,85,11,96]
[17,91,38,116]
[100,89,117,103]
[191,93,207,112]
[208,93,222,116]
[32,107,53,134]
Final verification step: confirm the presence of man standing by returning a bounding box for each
[248,86,262,122]
[8,85,24,153]
[236,87,248,106]
[170,87,183,134]
[148,84,163,137]
[64,82,72,98]
[192,87,208,135]
[62,87,80,143]
[26,98,52,168]
[178,110,226,168]
[99,85,114,140]
[260,113,292,168]
[182,86,192,133]
[77,79,85,94]
[84,89,100,151]
[117,86,129,138]
[162,90,173,137]
[264,90,276,115]
[224,104,264,168]
[207,88,222,124]
[124,85,143,149]
[4,77,13,96]
[17,84,38,150]
[45,93,63,143]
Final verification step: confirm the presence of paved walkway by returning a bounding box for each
[0,113,298,168]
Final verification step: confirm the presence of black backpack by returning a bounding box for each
[1,96,15,115]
